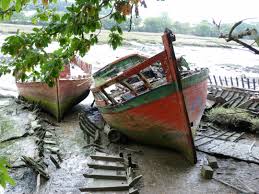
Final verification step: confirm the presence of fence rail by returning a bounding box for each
[208,75,259,91]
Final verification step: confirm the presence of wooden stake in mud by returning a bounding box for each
[209,76,212,84]
[230,77,233,86]
[219,76,223,86]
[247,78,250,89]
[241,77,245,88]
[224,76,228,86]
[213,75,218,85]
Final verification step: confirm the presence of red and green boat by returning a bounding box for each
[91,30,209,163]
[16,57,92,121]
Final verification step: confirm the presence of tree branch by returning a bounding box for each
[228,20,243,40]
[98,7,114,20]
[230,38,259,54]
[216,18,259,54]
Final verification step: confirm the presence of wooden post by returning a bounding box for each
[213,75,218,85]
[247,78,250,89]
[241,77,245,88]
[209,76,212,84]
[236,77,239,87]
[224,76,228,86]
[219,76,223,86]
[253,78,256,90]
[230,77,233,86]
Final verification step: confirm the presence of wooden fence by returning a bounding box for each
[208,75,259,91]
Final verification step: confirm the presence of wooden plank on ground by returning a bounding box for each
[197,139,259,164]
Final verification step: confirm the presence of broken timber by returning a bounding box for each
[21,156,50,180]
[195,126,259,164]
[79,152,142,193]
[207,86,259,115]
[79,113,101,146]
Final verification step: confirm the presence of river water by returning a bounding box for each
[1,33,259,97]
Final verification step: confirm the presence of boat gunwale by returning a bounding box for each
[93,53,148,78]
[97,68,209,114]
[16,76,92,86]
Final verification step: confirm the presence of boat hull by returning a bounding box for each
[16,78,91,121]
[97,71,208,163]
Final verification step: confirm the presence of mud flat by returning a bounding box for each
[2,94,259,193]
[0,96,38,194]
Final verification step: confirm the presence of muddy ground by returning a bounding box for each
[1,96,259,194]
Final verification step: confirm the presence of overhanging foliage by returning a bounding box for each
[0,0,145,86]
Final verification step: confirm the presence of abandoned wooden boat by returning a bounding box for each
[91,30,209,163]
[16,57,92,121]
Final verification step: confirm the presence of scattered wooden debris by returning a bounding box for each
[201,165,213,179]
[79,113,101,145]
[206,86,259,117]
[195,124,259,164]
[197,139,259,164]
[79,152,142,193]
[213,177,256,194]
[207,156,218,169]
[21,156,50,180]
[50,155,61,169]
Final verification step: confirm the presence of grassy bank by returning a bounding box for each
[0,23,252,48]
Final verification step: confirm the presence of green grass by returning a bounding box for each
[207,107,259,132]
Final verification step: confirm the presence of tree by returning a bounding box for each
[172,21,191,34]
[193,20,217,37]
[142,13,172,32]
[0,0,146,86]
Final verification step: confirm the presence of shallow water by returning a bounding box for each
[1,33,259,96]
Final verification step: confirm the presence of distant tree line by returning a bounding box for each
[2,11,259,38]
[102,12,259,38]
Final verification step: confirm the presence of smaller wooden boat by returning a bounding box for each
[91,29,209,163]
[16,57,92,121]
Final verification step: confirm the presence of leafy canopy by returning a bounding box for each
[0,0,145,86]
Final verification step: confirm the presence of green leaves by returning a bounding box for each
[108,32,123,50]
[109,25,123,49]
[15,0,21,12]
[0,0,12,11]
[0,0,143,85]
[0,157,15,189]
